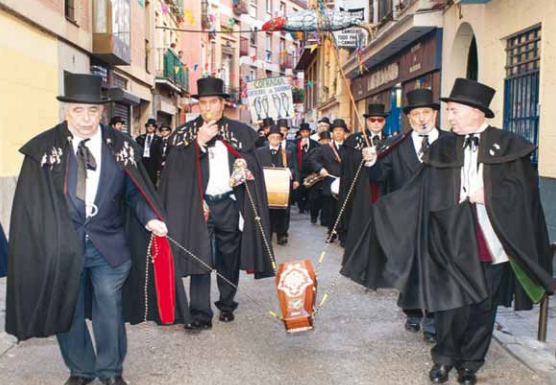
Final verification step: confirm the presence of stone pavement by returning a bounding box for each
[0,212,553,384]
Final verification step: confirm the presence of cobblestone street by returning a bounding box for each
[0,213,548,385]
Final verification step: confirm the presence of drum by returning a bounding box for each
[263,167,291,209]
[276,259,317,333]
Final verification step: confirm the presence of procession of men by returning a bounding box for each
[3,72,555,385]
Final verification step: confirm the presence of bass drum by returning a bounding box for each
[263,167,291,209]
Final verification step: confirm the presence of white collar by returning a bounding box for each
[467,122,489,137]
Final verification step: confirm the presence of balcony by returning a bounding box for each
[223,84,239,102]
[93,0,131,65]
[240,37,249,56]
[280,53,294,69]
[155,48,189,94]
[378,0,394,24]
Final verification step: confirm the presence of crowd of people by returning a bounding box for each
[3,73,555,385]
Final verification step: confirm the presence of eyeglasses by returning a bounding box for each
[368,117,385,123]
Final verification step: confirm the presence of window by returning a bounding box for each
[503,26,542,163]
[250,28,257,46]
[112,0,131,46]
[266,0,272,14]
[279,2,286,15]
[265,34,272,62]
[145,39,150,73]
[65,0,76,21]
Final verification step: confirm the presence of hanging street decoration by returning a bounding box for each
[246,77,294,123]
[262,9,368,33]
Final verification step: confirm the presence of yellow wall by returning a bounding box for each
[0,10,60,177]
[441,0,556,178]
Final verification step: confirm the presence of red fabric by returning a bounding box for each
[124,170,176,323]
[297,140,303,167]
[370,183,381,204]
[473,207,493,262]
[152,236,176,324]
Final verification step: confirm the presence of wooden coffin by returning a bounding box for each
[276,259,317,333]
[263,167,290,209]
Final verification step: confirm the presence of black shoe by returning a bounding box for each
[326,233,337,243]
[277,235,288,245]
[311,218,317,224]
[299,209,306,214]
[405,319,420,333]
[65,377,95,385]
[457,368,477,385]
[219,310,235,322]
[102,377,127,385]
[423,332,437,344]
[429,364,452,383]
[184,320,213,332]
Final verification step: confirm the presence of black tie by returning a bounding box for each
[271,149,278,155]
[76,139,97,202]
[419,135,430,156]
[372,135,380,147]
[146,135,152,148]
[464,134,480,151]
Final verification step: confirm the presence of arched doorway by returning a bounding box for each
[450,23,478,80]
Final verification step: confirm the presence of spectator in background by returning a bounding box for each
[110,116,125,131]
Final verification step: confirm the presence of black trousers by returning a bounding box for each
[296,184,310,212]
[432,262,508,372]
[190,197,241,322]
[309,187,324,224]
[141,158,158,186]
[269,207,289,237]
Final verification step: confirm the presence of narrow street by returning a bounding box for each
[0,212,540,385]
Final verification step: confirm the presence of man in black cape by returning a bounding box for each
[256,125,300,245]
[309,118,348,243]
[342,78,555,385]
[158,77,274,332]
[339,104,391,250]
[294,122,319,216]
[353,89,448,343]
[6,73,190,385]
[136,118,162,186]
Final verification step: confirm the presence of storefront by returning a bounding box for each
[350,29,442,135]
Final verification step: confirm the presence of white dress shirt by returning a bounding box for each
[143,134,155,158]
[459,123,508,265]
[72,127,102,218]
[204,140,233,196]
[412,128,439,162]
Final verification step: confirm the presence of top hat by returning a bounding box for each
[298,123,311,132]
[276,119,289,128]
[318,117,331,125]
[363,103,389,118]
[403,88,440,114]
[145,118,158,128]
[57,73,109,104]
[319,131,332,140]
[109,116,125,126]
[267,125,283,137]
[331,118,349,132]
[262,117,275,128]
[192,77,230,99]
[159,124,172,132]
[440,78,496,118]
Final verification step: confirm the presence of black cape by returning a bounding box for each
[6,122,190,341]
[341,126,555,312]
[0,222,6,278]
[158,116,275,278]
[339,131,405,267]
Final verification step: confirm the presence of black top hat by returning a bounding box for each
[57,73,109,104]
[440,78,496,118]
[403,88,440,114]
[363,103,389,118]
[319,131,332,140]
[192,77,230,99]
[298,123,311,132]
[331,119,349,132]
[262,117,275,128]
[318,117,331,125]
[267,125,283,137]
[276,119,289,128]
[109,116,125,126]
[159,124,172,132]
[145,118,158,128]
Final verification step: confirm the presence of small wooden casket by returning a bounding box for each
[263,167,290,209]
[276,259,317,333]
